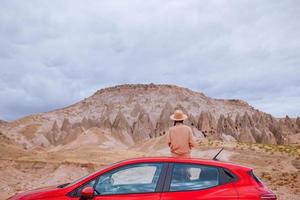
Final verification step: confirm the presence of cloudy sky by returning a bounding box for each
[0,0,299,121]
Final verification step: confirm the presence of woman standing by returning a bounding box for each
[166,110,197,158]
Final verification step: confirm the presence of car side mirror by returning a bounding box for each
[80,186,94,199]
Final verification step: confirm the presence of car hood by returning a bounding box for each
[7,185,66,200]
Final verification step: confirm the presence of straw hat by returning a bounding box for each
[170,110,188,121]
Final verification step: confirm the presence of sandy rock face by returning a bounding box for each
[217,114,237,140]
[130,103,144,118]
[99,117,112,131]
[81,117,91,130]
[192,127,205,138]
[186,114,197,127]
[46,121,60,145]
[284,116,298,134]
[61,118,72,132]
[276,120,292,145]
[239,125,256,143]
[112,111,134,145]
[250,127,263,143]
[198,112,217,137]
[45,118,85,146]
[261,129,277,144]
[132,112,154,142]
[155,102,174,137]
[0,84,299,148]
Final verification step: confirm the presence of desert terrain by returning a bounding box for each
[1,133,299,200]
[1,84,300,200]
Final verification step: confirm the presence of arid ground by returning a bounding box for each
[1,134,299,200]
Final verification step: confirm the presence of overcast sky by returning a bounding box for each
[0,0,299,121]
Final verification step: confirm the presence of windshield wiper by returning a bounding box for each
[57,183,70,188]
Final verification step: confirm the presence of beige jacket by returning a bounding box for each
[166,124,197,156]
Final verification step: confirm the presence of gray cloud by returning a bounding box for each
[0,0,299,120]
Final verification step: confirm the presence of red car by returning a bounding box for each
[7,157,276,200]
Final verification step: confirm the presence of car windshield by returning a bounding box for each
[62,173,91,187]
[66,162,122,187]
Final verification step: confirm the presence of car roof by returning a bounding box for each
[67,156,252,189]
[115,157,252,172]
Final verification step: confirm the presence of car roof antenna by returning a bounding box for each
[212,148,224,161]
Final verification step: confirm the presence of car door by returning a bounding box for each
[160,163,238,200]
[70,162,167,200]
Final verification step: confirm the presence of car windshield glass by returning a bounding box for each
[70,162,164,197]
[68,165,112,186]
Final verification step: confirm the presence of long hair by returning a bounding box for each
[174,120,184,126]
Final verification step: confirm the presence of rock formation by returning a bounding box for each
[250,127,262,143]
[0,84,298,148]
[46,120,60,145]
[112,111,134,145]
[132,112,154,142]
[261,129,277,144]
[187,114,197,127]
[130,103,144,117]
[81,117,90,130]
[61,118,72,132]
[217,114,237,139]
[198,112,217,137]
[155,102,174,137]
[238,124,256,143]
[99,117,112,131]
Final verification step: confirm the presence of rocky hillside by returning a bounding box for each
[1,84,299,148]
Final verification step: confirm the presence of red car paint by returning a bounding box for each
[7,157,276,200]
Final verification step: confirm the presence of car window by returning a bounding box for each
[111,165,158,185]
[96,163,163,195]
[170,164,219,191]
[73,163,163,196]
[219,168,237,184]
